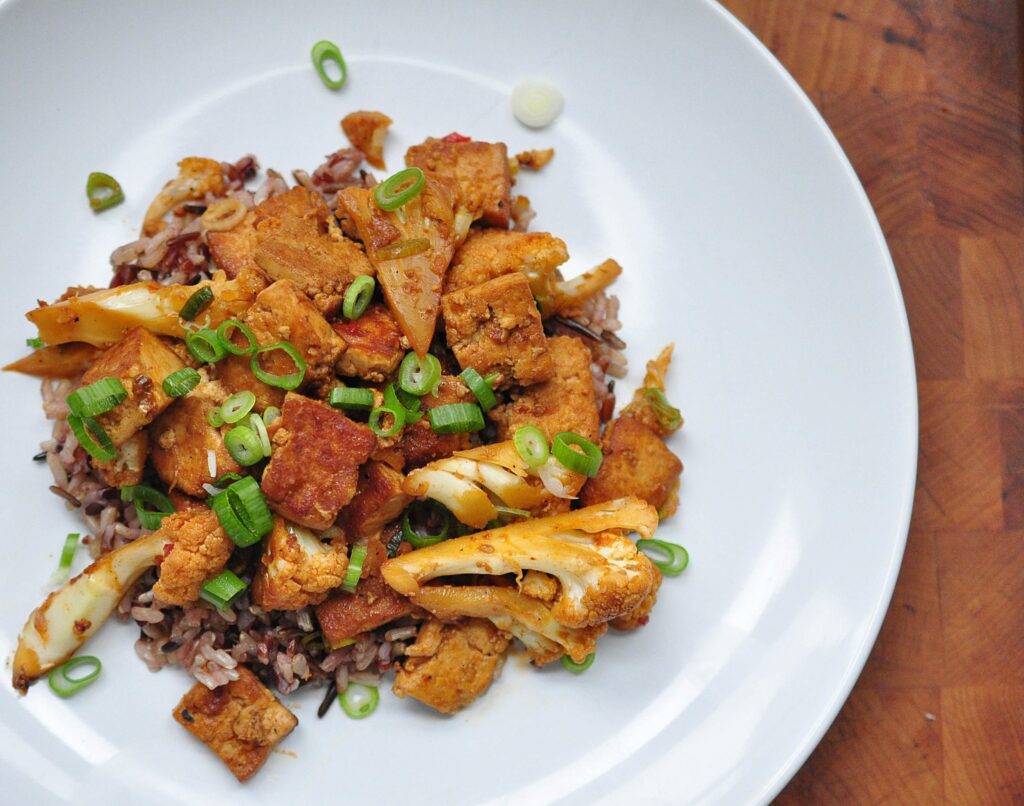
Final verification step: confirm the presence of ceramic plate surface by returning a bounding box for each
[0,1,917,803]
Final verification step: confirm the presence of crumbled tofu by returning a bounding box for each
[441,272,552,388]
[578,416,683,512]
[80,327,185,445]
[406,138,513,227]
[93,430,148,487]
[397,375,475,468]
[152,507,234,606]
[611,565,662,630]
[444,229,568,295]
[341,461,412,539]
[215,279,347,410]
[173,666,297,782]
[515,148,555,171]
[315,574,412,648]
[250,517,348,611]
[260,393,377,530]
[150,378,242,497]
[340,110,392,170]
[392,618,510,714]
[491,335,600,444]
[332,304,408,382]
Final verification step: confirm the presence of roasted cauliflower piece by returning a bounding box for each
[93,430,149,487]
[173,666,297,782]
[250,517,348,611]
[152,507,235,606]
[382,497,659,628]
[12,531,172,690]
[611,565,662,631]
[392,617,510,714]
[3,343,103,378]
[341,461,412,540]
[315,574,413,648]
[443,229,568,298]
[143,157,224,236]
[620,344,684,437]
[332,303,407,382]
[550,258,623,316]
[340,110,392,169]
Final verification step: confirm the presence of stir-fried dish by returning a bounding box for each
[8,109,686,782]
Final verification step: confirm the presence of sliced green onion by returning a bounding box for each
[214,472,244,488]
[428,402,485,434]
[250,341,306,390]
[483,372,501,386]
[186,328,227,364]
[49,656,102,697]
[310,39,347,90]
[220,390,256,424]
[398,352,442,397]
[225,425,263,467]
[53,533,80,584]
[26,336,45,349]
[561,652,595,673]
[199,569,248,610]
[86,172,124,212]
[459,367,497,411]
[342,544,367,593]
[637,539,689,577]
[217,319,258,356]
[121,484,176,530]
[330,386,375,411]
[210,476,274,547]
[262,406,281,426]
[179,286,214,321]
[494,505,530,519]
[162,367,201,398]
[375,237,430,261]
[551,431,603,478]
[401,500,450,548]
[342,275,376,320]
[338,683,379,719]
[66,377,127,418]
[513,425,549,468]
[393,386,424,424]
[67,414,116,462]
[643,387,683,432]
[373,167,426,212]
[207,406,225,428]
[368,399,405,438]
[248,413,272,457]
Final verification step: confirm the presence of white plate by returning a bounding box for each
[0,1,917,803]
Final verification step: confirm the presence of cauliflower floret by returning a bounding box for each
[340,110,392,170]
[381,497,658,628]
[152,507,235,606]
[250,517,349,611]
[611,565,663,631]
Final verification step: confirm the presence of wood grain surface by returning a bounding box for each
[717,1,1024,802]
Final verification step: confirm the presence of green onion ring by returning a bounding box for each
[207,406,225,428]
[636,538,689,577]
[186,328,227,364]
[459,367,497,411]
[341,543,367,593]
[67,414,117,462]
[561,652,595,673]
[224,425,264,467]
[342,275,375,320]
[248,413,272,457]
[52,532,80,584]
[210,476,273,547]
[427,402,485,435]
[513,425,549,468]
[217,319,258,356]
[120,484,176,530]
[250,341,306,390]
[338,682,379,719]
[310,39,347,90]
[398,352,442,397]
[49,656,102,697]
[66,377,128,418]
[199,569,248,610]
[551,431,603,478]
[329,386,375,411]
[643,387,683,432]
[402,501,451,548]
[220,390,256,424]
[387,383,423,424]
[162,367,201,398]
[373,167,426,212]
[262,406,281,426]
[86,172,124,212]
[179,286,214,322]
[368,402,405,438]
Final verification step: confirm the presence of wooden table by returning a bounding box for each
[716,1,1024,801]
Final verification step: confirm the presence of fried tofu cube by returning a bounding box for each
[340,110,392,170]
[441,272,552,388]
[150,379,242,497]
[215,279,347,410]
[578,416,683,512]
[153,507,234,606]
[491,335,600,444]
[173,666,297,782]
[397,375,474,468]
[315,574,413,648]
[332,304,407,382]
[260,393,377,530]
[207,211,258,278]
[250,516,349,611]
[341,461,413,540]
[392,618,510,714]
[406,138,512,227]
[93,430,148,487]
[444,229,568,295]
[80,327,185,445]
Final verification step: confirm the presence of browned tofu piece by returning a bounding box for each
[441,272,552,388]
[515,148,555,170]
[93,430,148,487]
[491,335,600,444]
[406,138,512,227]
[80,327,185,445]
[261,393,377,530]
[392,618,509,714]
[611,565,662,630]
[445,229,568,295]
[150,379,242,497]
[578,416,683,511]
[397,376,474,468]
[315,573,412,648]
[332,304,407,382]
[152,507,234,606]
[340,110,392,169]
[250,516,348,611]
[341,461,412,539]
[173,666,297,782]
[215,279,347,410]
[207,211,258,278]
